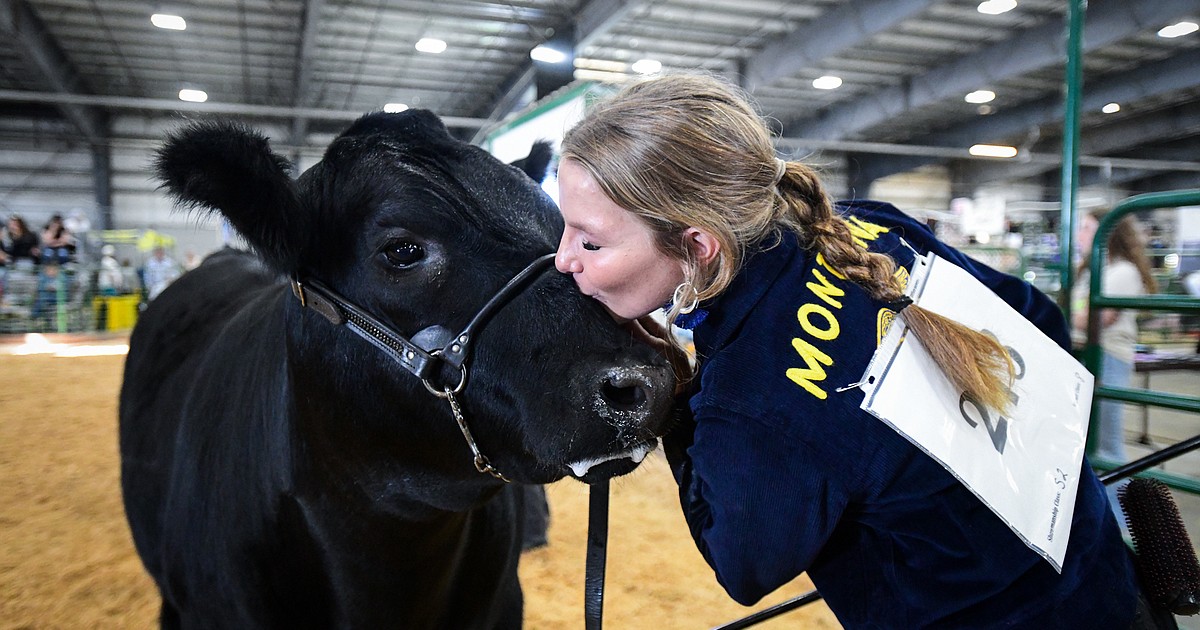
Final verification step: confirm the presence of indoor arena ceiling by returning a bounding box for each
[1,0,1199,194]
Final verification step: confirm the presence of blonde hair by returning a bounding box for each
[562,73,1014,410]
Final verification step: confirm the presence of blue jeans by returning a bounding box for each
[1096,351,1132,463]
[1096,351,1134,536]
[41,247,73,265]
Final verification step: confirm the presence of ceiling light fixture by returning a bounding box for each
[151,13,186,30]
[977,0,1017,15]
[573,69,628,83]
[1102,102,1120,114]
[631,59,662,75]
[812,75,842,90]
[968,144,1018,158]
[384,103,408,113]
[530,45,568,64]
[178,88,208,103]
[965,89,996,104]
[574,58,627,72]
[1157,21,1198,38]
[415,38,447,54]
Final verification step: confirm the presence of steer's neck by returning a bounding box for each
[285,346,505,517]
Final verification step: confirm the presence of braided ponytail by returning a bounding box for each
[777,162,1015,413]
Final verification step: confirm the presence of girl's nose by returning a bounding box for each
[555,238,581,274]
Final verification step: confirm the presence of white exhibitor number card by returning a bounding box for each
[858,253,1093,572]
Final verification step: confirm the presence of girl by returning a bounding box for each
[554,74,1151,628]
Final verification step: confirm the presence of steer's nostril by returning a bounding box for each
[600,378,648,412]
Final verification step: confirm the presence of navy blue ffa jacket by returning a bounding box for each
[665,200,1137,628]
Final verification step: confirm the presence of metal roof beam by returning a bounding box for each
[773,136,1200,173]
[289,0,324,161]
[1078,138,1200,187]
[844,154,936,193]
[469,66,537,143]
[470,0,639,143]
[1083,105,1200,157]
[0,89,489,128]
[932,50,1200,150]
[956,95,1200,187]
[575,0,640,52]
[858,49,1200,186]
[1118,141,1200,165]
[787,0,1200,141]
[0,0,107,146]
[743,0,934,93]
[1127,171,1200,195]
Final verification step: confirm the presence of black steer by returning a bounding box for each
[119,110,675,629]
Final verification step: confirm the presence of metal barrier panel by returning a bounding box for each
[0,262,142,334]
[1083,189,1200,494]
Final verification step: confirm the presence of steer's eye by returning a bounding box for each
[382,241,425,268]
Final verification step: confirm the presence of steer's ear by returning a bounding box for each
[508,141,554,184]
[154,120,306,274]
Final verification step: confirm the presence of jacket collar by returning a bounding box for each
[692,230,801,358]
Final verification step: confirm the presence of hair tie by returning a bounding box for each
[773,158,788,186]
[886,295,913,312]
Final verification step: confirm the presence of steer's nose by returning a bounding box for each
[595,364,675,437]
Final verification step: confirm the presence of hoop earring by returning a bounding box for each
[673,282,699,315]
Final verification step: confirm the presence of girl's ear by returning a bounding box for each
[683,227,721,267]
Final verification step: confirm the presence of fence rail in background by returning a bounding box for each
[1083,189,1200,496]
[0,262,142,334]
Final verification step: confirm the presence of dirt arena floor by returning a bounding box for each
[0,341,838,629]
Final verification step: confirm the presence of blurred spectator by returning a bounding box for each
[120,258,139,294]
[40,214,75,264]
[63,210,91,235]
[1072,210,1157,464]
[183,250,202,271]
[142,246,181,301]
[1186,270,1200,298]
[32,262,64,326]
[1,215,41,266]
[97,244,125,295]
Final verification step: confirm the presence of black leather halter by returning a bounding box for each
[289,253,557,480]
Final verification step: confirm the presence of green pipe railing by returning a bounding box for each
[1058,0,1086,321]
[1083,190,1200,494]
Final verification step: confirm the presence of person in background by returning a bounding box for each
[32,261,63,327]
[1071,210,1158,538]
[142,246,181,301]
[182,250,202,271]
[553,73,1159,628]
[1,215,41,266]
[96,244,125,296]
[40,214,75,264]
[1075,207,1156,460]
[1072,209,1157,464]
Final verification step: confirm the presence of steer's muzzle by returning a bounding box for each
[563,362,677,482]
[595,363,675,443]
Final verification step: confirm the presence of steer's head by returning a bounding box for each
[155,110,676,486]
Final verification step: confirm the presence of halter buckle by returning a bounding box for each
[290,278,307,307]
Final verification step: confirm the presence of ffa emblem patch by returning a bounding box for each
[877,308,896,346]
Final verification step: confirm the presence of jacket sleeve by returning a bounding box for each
[664,402,847,606]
